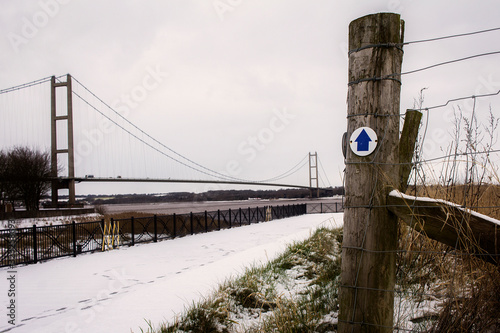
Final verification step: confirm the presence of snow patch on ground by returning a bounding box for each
[0,213,103,229]
[0,213,342,333]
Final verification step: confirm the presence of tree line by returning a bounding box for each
[86,187,344,205]
[0,147,52,211]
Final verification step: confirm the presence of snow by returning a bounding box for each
[389,189,500,226]
[0,213,342,333]
[0,214,103,229]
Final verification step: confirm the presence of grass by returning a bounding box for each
[396,221,500,332]
[137,204,500,332]
[408,184,500,220]
[138,222,474,332]
[397,182,500,332]
[140,226,343,333]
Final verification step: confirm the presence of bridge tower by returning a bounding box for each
[50,74,76,207]
[309,152,319,198]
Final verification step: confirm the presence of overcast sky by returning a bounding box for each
[1,1,499,195]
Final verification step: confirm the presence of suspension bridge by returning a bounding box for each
[0,74,331,207]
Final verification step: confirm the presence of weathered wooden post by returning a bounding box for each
[338,13,404,332]
[399,109,423,192]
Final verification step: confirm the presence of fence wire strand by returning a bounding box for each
[344,25,500,329]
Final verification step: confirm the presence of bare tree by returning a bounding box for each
[2,147,52,211]
[0,150,5,185]
[0,150,8,210]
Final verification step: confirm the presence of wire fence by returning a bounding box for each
[388,105,500,331]
[307,201,344,214]
[342,20,500,332]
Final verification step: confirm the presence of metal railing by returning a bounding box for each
[0,204,307,267]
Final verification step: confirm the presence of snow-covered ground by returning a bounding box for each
[0,213,342,333]
[0,214,103,229]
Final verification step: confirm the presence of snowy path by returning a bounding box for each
[0,213,343,333]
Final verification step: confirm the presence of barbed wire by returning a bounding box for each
[348,26,500,89]
[417,148,500,165]
[414,89,500,112]
[348,26,500,54]
[349,51,500,86]
[403,26,500,46]
[401,50,500,76]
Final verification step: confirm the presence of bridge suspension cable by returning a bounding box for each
[0,76,52,95]
[67,76,311,186]
[257,154,309,183]
[68,76,254,183]
[318,156,332,188]
[0,75,316,186]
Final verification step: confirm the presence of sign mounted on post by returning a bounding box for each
[349,127,378,156]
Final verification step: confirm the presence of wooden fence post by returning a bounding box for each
[338,13,404,333]
[399,109,423,192]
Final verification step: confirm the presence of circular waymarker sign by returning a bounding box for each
[349,127,378,157]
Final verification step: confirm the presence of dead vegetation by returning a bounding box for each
[396,104,500,331]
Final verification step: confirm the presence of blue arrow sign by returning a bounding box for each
[355,129,372,152]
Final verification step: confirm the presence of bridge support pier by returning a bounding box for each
[51,74,76,207]
[309,152,319,198]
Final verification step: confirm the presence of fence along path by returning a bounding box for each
[0,203,345,268]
